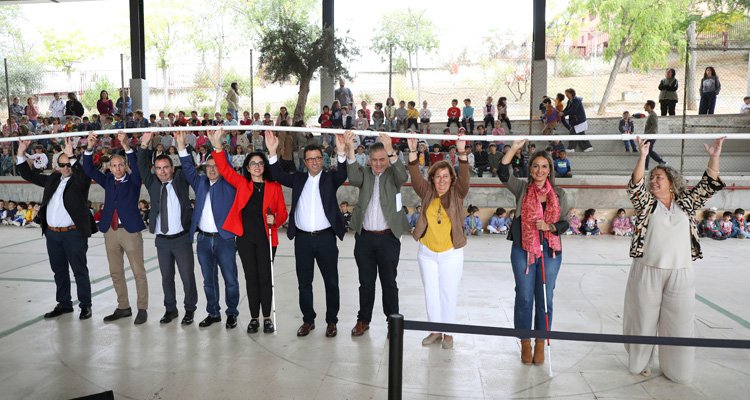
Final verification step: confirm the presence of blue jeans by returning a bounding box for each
[510,241,562,338]
[196,232,240,316]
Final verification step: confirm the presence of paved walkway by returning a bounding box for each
[0,227,748,399]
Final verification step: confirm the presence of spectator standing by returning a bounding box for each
[97,90,114,117]
[619,111,637,153]
[561,88,593,152]
[658,68,679,116]
[698,66,720,115]
[65,92,84,118]
[226,82,240,120]
[48,93,66,120]
[334,78,354,112]
[642,100,666,169]
[25,97,39,129]
[115,89,132,117]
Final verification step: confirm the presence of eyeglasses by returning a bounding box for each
[305,157,323,163]
[58,163,72,168]
[248,161,265,167]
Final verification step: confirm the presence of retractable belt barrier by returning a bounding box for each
[386,314,750,400]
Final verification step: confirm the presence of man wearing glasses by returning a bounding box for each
[265,130,349,338]
[16,137,94,320]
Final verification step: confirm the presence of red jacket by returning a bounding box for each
[213,150,288,246]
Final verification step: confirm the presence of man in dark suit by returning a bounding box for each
[17,137,94,320]
[83,131,149,325]
[138,132,198,325]
[265,130,348,338]
[175,131,240,329]
[344,132,410,336]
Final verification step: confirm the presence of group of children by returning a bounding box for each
[0,199,41,227]
[698,208,749,240]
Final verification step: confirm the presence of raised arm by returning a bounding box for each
[344,131,364,188]
[630,137,649,186]
[16,140,49,187]
[499,139,526,196]
[264,130,294,188]
[680,137,726,211]
[332,133,349,188]
[406,137,431,198]
[454,138,470,198]
[175,131,200,189]
[82,132,107,186]
[208,129,246,189]
[137,131,154,188]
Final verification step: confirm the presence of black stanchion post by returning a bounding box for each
[388,314,404,400]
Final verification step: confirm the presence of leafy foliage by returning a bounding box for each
[81,76,118,113]
[39,29,100,75]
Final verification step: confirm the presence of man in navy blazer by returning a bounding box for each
[17,137,94,321]
[137,132,197,325]
[265,130,347,338]
[82,131,149,325]
[175,131,240,329]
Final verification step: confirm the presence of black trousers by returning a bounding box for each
[353,231,401,323]
[155,233,198,313]
[645,139,665,169]
[46,229,91,309]
[567,129,593,151]
[294,230,339,324]
[236,234,276,318]
[483,115,495,129]
[660,100,677,116]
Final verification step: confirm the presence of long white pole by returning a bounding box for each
[1,125,747,143]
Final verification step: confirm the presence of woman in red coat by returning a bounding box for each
[210,130,288,334]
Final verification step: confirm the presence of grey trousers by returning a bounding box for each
[623,260,695,383]
[155,233,198,313]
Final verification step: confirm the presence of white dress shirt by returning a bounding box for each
[362,172,389,231]
[17,156,76,227]
[198,181,219,233]
[155,180,184,235]
[269,154,346,232]
[49,99,65,119]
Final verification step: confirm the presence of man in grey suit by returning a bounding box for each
[344,132,410,336]
[138,132,198,325]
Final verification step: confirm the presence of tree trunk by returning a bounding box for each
[407,51,414,89]
[597,47,626,115]
[214,48,224,113]
[687,21,697,111]
[294,75,311,123]
[162,66,168,109]
[553,46,560,76]
[415,47,421,103]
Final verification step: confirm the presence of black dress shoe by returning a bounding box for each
[79,307,92,320]
[160,310,179,324]
[325,323,338,338]
[181,311,194,325]
[199,315,221,327]
[103,307,132,322]
[263,318,275,333]
[247,318,260,334]
[44,305,74,319]
[225,315,237,329]
[134,309,147,325]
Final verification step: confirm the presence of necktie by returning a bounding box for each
[160,183,169,234]
[111,179,120,230]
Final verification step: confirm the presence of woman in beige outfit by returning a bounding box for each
[624,136,725,383]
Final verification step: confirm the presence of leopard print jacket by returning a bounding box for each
[627,172,725,260]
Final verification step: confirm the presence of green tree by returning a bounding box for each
[259,16,358,123]
[145,0,184,109]
[82,76,118,113]
[372,9,439,99]
[0,6,44,105]
[40,29,100,80]
[547,7,582,77]
[231,0,318,40]
[571,0,689,115]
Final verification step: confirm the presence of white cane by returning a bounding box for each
[539,231,553,376]
[267,207,278,332]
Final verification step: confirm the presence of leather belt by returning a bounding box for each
[363,228,392,235]
[198,230,218,237]
[296,227,333,236]
[48,225,77,232]
[157,230,188,240]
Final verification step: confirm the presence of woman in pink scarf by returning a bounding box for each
[499,139,569,366]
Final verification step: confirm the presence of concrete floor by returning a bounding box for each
[0,227,748,400]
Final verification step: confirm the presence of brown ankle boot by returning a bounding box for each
[533,339,545,364]
[520,339,532,364]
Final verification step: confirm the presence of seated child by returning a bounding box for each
[698,210,725,240]
[611,208,633,236]
[464,205,482,236]
[566,208,581,235]
[487,207,508,234]
[581,208,601,235]
[554,150,572,177]
[732,208,748,239]
[720,211,735,238]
